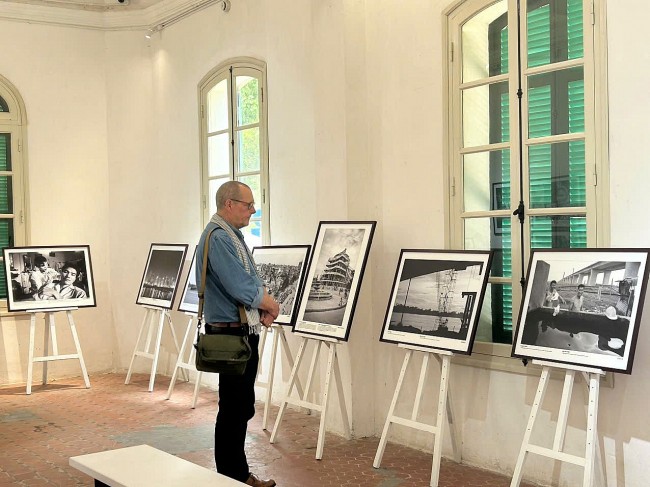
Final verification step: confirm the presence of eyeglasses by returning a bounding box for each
[231,198,256,210]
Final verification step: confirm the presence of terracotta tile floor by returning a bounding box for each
[0,373,540,486]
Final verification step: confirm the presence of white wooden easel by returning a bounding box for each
[26,308,90,395]
[166,313,207,408]
[270,333,351,459]
[374,344,461,487]
[254,324,306,430]
[510,360,605,487]
[125,306,186,392]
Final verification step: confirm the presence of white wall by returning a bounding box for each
[1,1,650,486]
[0,20,113,382]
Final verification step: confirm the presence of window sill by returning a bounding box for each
[452,340,614,388]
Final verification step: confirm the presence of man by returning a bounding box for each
[40,264,87,300]
[569,284,585,312]
[196,181,279,487]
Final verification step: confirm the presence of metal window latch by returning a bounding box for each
[513,201,525,224]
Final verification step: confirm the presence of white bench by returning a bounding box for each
[69,444,246,486]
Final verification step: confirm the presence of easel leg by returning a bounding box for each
[166,316,193,400]
[191,372,203,409]
[262,328,280,431]
[270,336,308,444]
[125,308,151,385]
[332,345,351,440]
[148,310,165,392]
[431,355,451,487]
[165,312,188,382]
[374,349,413,468]
[67,311,90,389]
[583,373,600,487]
[26,314,36,395]
[511,367,551,487]
[316,342,337,460]
[304,339,322,408]
[42,313,54,385]
[446,381,461,463]
[279,329,306,406]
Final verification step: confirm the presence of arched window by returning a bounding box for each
[198,59,269,247]
[445,0,608,354]
[0,75,28,300]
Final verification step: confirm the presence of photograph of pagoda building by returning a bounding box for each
[303,228,364,327]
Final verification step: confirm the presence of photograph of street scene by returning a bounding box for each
[381,250,492,353]
[253,246,309,324]
[514,250,649,373]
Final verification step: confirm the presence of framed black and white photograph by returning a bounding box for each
[512,249,650,374]
[3,245,96,312]
[380,250,493,354]
[253,245,311,325]
[177,247,198,315]
[136,243,188,309]
[294,221,376,341]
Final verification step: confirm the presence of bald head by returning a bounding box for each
[216,181,248,210]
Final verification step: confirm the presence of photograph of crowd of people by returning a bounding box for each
[136,244,188,309]
[295,221,376,341]
[4,246,96,312]
[253,245,310,325]
[380,250,492,354]
[513,249,650,373]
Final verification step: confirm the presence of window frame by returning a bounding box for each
[198,58,270,245]
[0,73,28,305]
[443,0,610,363]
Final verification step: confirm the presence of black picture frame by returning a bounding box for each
[136,243,188,310]
[379,249,493,354]
[293,221,376,341]
[252,245,311,325]
[177,247,198,315]
[512,248,650,374]
[3,245,97,312]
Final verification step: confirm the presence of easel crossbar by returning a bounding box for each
[526,445,586,466]
[390,416,437,434]
[284,397,323,412]
[33,354,80,362]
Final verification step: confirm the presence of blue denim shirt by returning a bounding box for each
[196,221,264,323]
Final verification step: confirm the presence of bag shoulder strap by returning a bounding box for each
[197,226,249,325]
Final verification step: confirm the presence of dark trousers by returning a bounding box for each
[214,332,259,482]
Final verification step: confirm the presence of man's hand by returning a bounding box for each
[260,290,280,320]
[260,310,274,327]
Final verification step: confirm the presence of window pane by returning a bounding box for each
[0,176,13,214]
[0,134,11,171]
[236,76,259,127]
[530,215,587,249]
[463,150,511,212]
[462,0,508,83]
[240,219,262,249]
[208,133,230,177]
[464,217,512,278]
[475,282,513,344]
[236,127,260,173]
[237,174,262,220]
[463,81,509,147]
[528,67,584,138]
[207,79,229,133]
[527,0,584,68]
[528,140,585,209]
[0,96,8,112]
[208,177,229,216]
